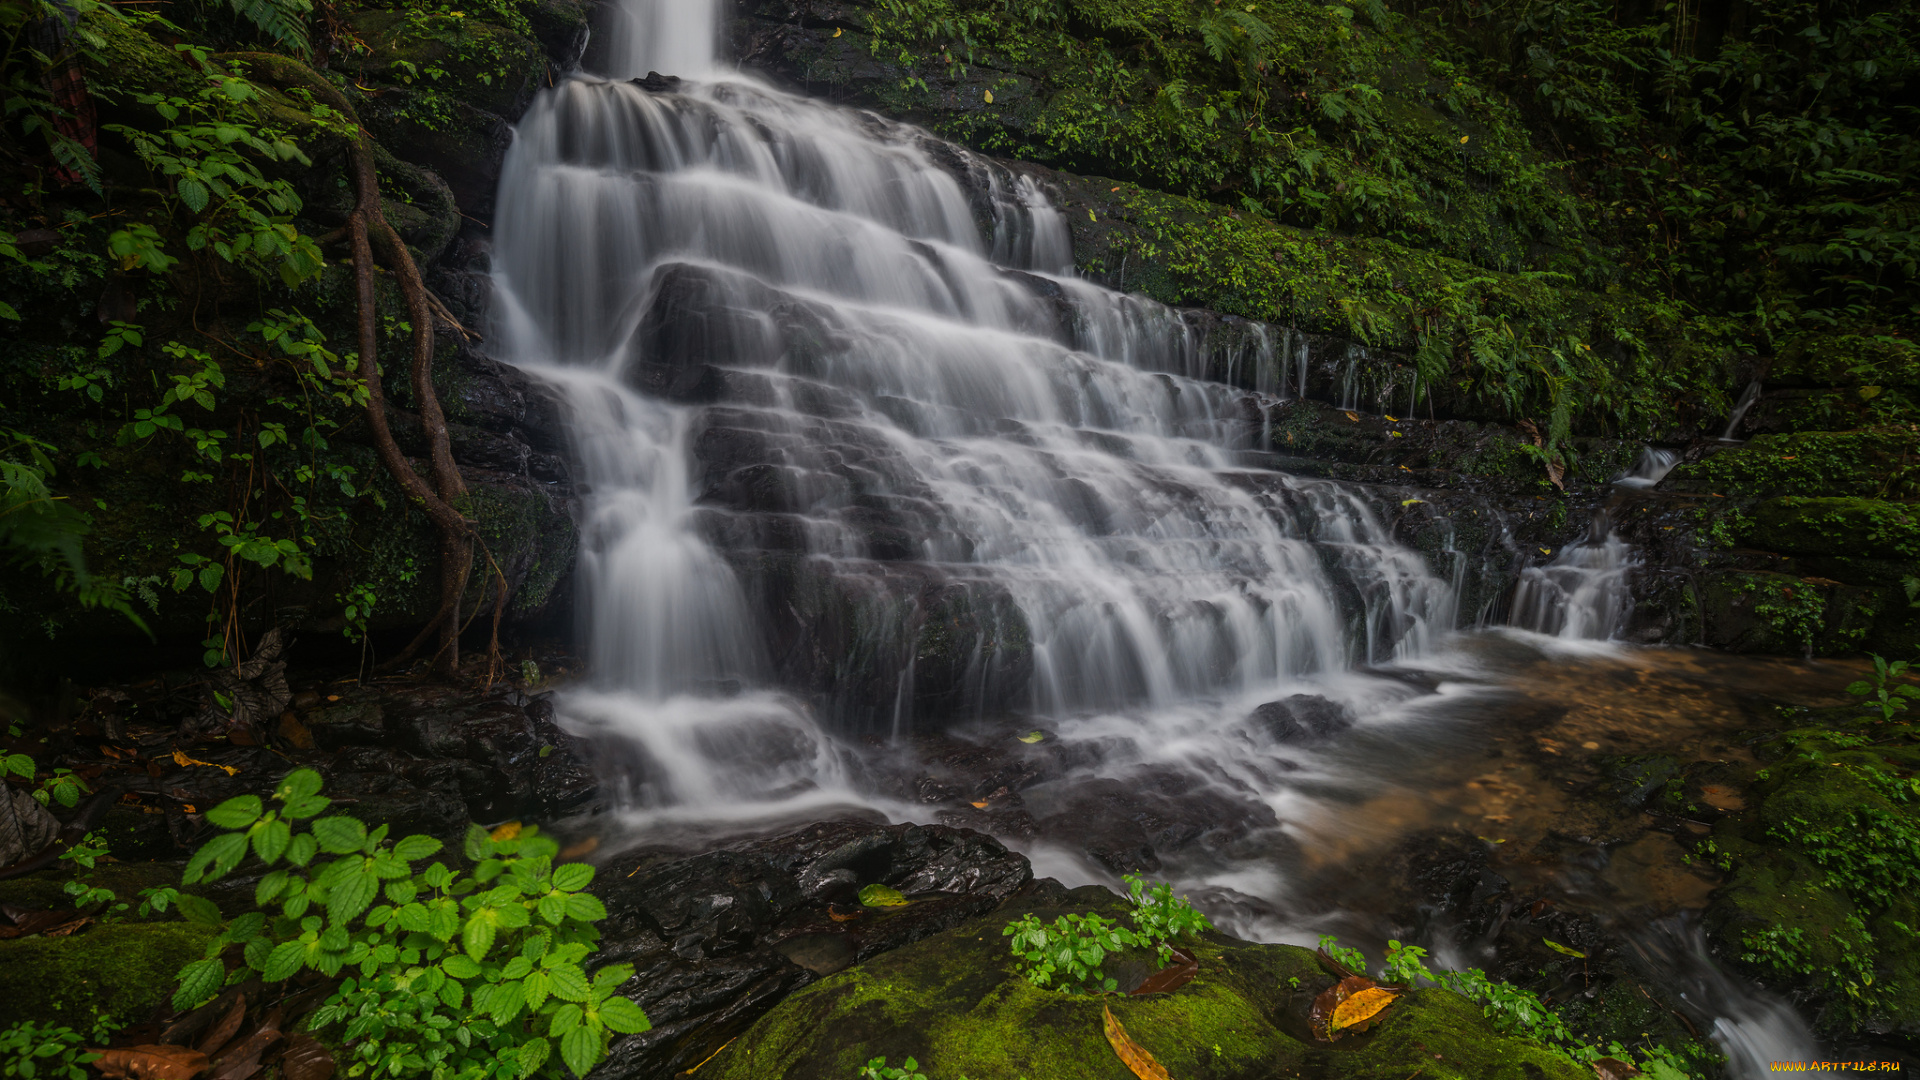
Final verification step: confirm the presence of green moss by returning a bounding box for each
[705,895,1587,1080]
[0,920,219,1028]
[1749,497,1920,560]
[1666,430,1920,501]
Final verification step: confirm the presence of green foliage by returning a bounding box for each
[1848,654,1920,722]
[177,770,647,1080]
[1005,877,1214,991]
[0,428,145,631]
[859,1058,929,1080]
[104,45,325,289]
[0,1019,107,1080]
[222,0,313,55]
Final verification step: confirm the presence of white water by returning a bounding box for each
[485,6,1818,1072]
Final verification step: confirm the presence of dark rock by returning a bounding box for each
[632,71,683,92]
[588,819,1031,1078]
[1250,694,1352,743]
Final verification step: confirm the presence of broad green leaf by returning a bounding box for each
[176,893,224,926]
[565,893,607,922]
[489,979,526,1024]
[442,954,482,980]
[551,863,594,892]
[592,963,634,989]
[463,913,498,962]
[205,795,263,830]
[502,956,533,980]
[311,815,368,854]
[547,963,590,1003]
[393,834,443,861]
[857,884,908,908]
[173,958,225,1010]
[538,894,568,925]
[263,940,307,981]
[186,832,250,884]
[252,818,292,865]
[281,793,330,820]
[439,977,464,1010]
[286,833,318,865]
[559,1026,600,1079]
[515,1038,551,1080]
[278,768,323,801]
[386,880,419,906]
[327,866,378,925]
[598,996,650,1035]
[256,869,290,906]
[523,970,553,1011]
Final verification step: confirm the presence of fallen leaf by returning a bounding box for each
[1401,499,1424,506]
[275,712,315,751]
[1546,456,1565,489]
[206,1024,282,1080]
[196,995,247,1058]
[1459,134,1470,143]
[489,821,522,842]
[1311,975,1401,1041]
[92,1045,211,1080]
[171,750,239,775]
[970,800,989,809]
[557,836,600,860]
[1345,411,1359,421]
[1539,547,1553,555]
[827,904,863,922]
[278,1034,334,1080]
[1329,986,1399,1035]
[1131,947,1198,995]
[40,915,91,937]
[1102,1004,1172,1080]
[1018,731,1045,744]
[1543,939,1586,959]
[1592,1057,1642,1079]
[857,884,909,908]
[984,89,993,103]
[832,27,842,37]
[0,909,87,939]
[1110,186,1122,192]
[1384,415,1398,421]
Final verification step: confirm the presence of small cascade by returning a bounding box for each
[1624,918,1822,1080]
[1509,508,1634,640]
[1720,379,1764,441]
[1613,445,1680,489]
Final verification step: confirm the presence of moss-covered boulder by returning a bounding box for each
[700,886,1587,1080]
[1704,716,1920,1037]
[0,920,219,1028]
[1749,497,1920,560]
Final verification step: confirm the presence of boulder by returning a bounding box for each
[1250,694,1352,743]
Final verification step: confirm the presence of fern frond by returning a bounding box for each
[226,0,313,56]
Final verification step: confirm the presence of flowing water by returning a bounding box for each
[484,0,1823,1072]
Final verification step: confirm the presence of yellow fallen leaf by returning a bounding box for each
[1544,939,1587,958]
[1018,731,1045,744]
[1389,431,1404,437]
[984,88,993,103]
[1111,186,1122,192]
[832,27,842,37]
[1344,411,1359,421]
[1088,209,1097,221]
[1384,414,1398,421]
[1103,1004,1172,1080]
[171,750,238,776]
[1401,498,1424,506]
[1539,547,1553,555]
[490,821,523,841]
[1328,986,1399,1035]
[970,800,989,809]
[1459,134,1470,143]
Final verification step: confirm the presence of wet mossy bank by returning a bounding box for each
[703,884,1588,1080]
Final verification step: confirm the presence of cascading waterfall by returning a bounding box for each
[488,0,1458,780]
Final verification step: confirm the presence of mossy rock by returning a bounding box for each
[0,919,219,1028]
[702,889,1587,1080]
[1749,496,1920,560]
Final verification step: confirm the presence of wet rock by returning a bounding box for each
[589,819,1031,1078]
[1250,694,1352,743]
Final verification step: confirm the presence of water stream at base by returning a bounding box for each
[484,0,1819,1071]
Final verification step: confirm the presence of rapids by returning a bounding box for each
[483,0,1824,1073]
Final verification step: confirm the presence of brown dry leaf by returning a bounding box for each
[275,712,316,751]
[206,1025,283,1080]
[1131,948,1198,996]
[826,904,863,922]
[0,909,84,939]
[1592,1058,1642,1080]
[1545,457,1565,489]
[196,996,248,1057]
[278,1034,334,1080]
[40,915,91,938]
[1102,1004,1172,1080]
[489,821,523,842]
[92,1045,212,1079]
[1309,975,1387,1041]
[969,800,989,809]
[558,836,600,860]
[1327,985,1399,1036]
[170,750,238,776]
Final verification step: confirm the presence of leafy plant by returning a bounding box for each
[1005,877,1214,992]
[1123,874,1213,964]
[174,769,650,1079]
[1847,653,1920,722]
[0,1019,108,1080]
[859,1058,929,1080]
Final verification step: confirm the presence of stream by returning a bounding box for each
[482,0,1829,1074]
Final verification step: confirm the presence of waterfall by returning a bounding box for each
[1509,509,1634,641]
[488,0,1455,801]
[1720,379,1763,441]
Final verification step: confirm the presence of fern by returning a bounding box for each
[225,0,313,55]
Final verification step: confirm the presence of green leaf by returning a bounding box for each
[1543,939,1587,959]
[286,833,319,866]
[538,894,568,925]
[205,795,263,830]
[177,179,210,214]
[173,958,225,1010]
[438,978,464,1011]
[523,970,553,1011]
[565,893,607,922]
[551,863,594,892]
[255,869,290,906]
[598,996,651,1035]
[185,832,250,884]
[442,954,482,979]
[463,913,497,961]
[278,768,323,800]
[515,1038,551,1080]
[176,894,224,926]
[252,818,292,864]
[327,866,378,925]
[385,879,419,905]
[311,816,368,854]
[488,979,526,1024]
[393,834,443,861]
[857,884,909,908]
[546,963,590,1002]
[463,823,494,862]
[263,940,307,981]
[559,1026,600,1079]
